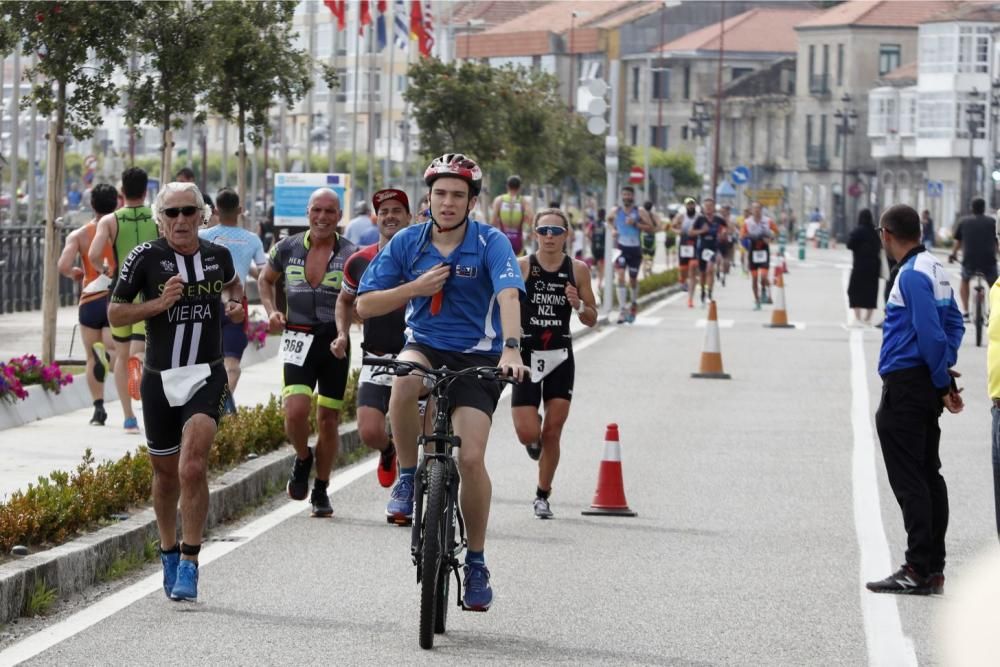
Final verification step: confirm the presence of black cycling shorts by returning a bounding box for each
[282,330,351,410]
[358,381,392,414]
[678,241,697,269]
[961,264,998,285]
[142,362,228,457]
[511,348,574,407]
[78,296,110,330]
[402,342,502,419]
[614,246,642,277]
[749,245,771,271]
[697,244,719,274]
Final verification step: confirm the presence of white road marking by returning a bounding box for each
[0,457,378,666]
[632,316,663,326]
[844,269,918,667]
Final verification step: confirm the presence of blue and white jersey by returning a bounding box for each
[878,247,964,390]
[357,219,525,355]
[198,225,266,286]
[614,207,642,248]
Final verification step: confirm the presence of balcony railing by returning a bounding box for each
[806,145,829,170]
[809,74,830,97]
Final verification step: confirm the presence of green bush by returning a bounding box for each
[638,268,679,297]
[0,370,363,553]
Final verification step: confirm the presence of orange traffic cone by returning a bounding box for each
[691,300,731,379]
[581,424,637,517]
[765,268,794,329]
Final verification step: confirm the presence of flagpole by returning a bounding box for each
[305,1,316,171]
[403,39,413,198]
[367,24,376,196]
[327,16,338,171]
[385,22,395,187]
[350,2,360,205]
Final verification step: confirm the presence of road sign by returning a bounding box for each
[731,166,750,185]
[927,180,943,198]
[274,173,350,227]
[848,181,864,198]
[747,188,784,208]
[628,166,645,184]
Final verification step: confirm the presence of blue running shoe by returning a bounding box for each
[123,416,140,434]
[385,475,414,525]
[170,560,199,601]
[160,549,179,598]
[462,563,493,611]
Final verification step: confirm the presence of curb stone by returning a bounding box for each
[0,284,680,624]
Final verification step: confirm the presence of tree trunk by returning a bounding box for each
[237,107,247,206]
[41,81,67,365]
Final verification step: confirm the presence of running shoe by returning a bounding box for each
[377,442,397,488]
[753,301,762,311]
[533,497,553,519]
[170,560,199,601]
[310,485,333,517]
[127,356,142,401]
[929,572,945,595]
[462,563,493,611]
[700,288,706,304]
[123,416,141,434]
[160,549,179,598]
[865,564,931,595]
[287,450,313,501]
[525,440,542,461]
[962,312,971,323]
[385,475,414,524]
[90,342,110,384]
[89,404,107,426]
[616,311,627,324]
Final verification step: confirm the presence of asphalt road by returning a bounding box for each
[4,247,997,666]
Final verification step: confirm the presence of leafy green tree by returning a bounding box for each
[123,0,210,182]
[0,0,144,363]
[635,147,703,190]
[203,0,331,204]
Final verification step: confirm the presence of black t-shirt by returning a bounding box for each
[521,254,575,351]
[693,214,726,249]
[112,238,237,371]
[954,214,998,272]
[342,243,407,355]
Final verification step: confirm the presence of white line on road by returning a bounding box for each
[845,270,918,667]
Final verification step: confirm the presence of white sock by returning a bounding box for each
[617,286,628,309]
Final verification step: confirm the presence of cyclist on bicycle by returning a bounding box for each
[949,198,998,321]
[336,188,412,492]
[355,153,528,612]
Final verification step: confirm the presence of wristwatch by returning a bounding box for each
[504,337,520,350]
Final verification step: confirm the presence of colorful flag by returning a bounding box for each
[421,0,434,57]
[376,0,387,51]
[393,0,409,49]
[323,0,346,31]
[359,0,371,35]
[410,0,433,57]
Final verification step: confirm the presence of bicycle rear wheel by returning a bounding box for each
[976,292,985,347]
[419,459,447,650]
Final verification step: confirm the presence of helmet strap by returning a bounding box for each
[432,215,468,233]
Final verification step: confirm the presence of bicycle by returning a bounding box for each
[973,271,990,347]
[363,356,516,650]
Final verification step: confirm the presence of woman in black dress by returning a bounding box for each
[846,208,881,325]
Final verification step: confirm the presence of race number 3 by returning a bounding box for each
[280,330,314,366]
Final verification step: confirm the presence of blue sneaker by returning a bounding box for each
[170,560,199,601]
[462,563,493,611]
[160,550,179,598]
[123,416,140,434]
[385,475,414,525]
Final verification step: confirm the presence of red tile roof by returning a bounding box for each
[481,1,636,35]
[656,8,821,54]
[795,1,960,29]
[449,1,551,29]
[883,61,917,80]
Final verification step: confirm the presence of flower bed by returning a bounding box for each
[0,355,73,405]
[247,315,269,350]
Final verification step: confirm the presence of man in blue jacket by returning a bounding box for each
[867,204,965,596]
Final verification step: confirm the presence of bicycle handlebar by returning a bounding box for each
[361,356,521,385]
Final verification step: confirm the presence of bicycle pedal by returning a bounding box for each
[460,603,490,613]
[386,514,412,527]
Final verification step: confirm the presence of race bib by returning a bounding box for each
[359,354,395,387]
[701,249,715,262]
[679,244,695,258]
[752,250,768,264]
[280,330,314,366]
[530,348,569,383]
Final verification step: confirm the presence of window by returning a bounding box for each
[808,45,815,76]
[784,114,792,159]
[958,25,991,73]
[731,67,753,81]
[652,68,670,100]
[650,125,668,150]
[917,94,956,139]
[631,66,640,101]
[899,90,917,136]
[374,113,382,140]
[729,119,737,159]
[681,125,689,140]
[765,114,774,162]
[822,44,830,78]
[820,114,828,153]
[316,24,333,58]
[630,124,638,145]
[806,114,814,147]
[749,117,756,160]
[683,66,690,100]
[837,44,844,86]
[879,44,901,75]
[335,67,347,102]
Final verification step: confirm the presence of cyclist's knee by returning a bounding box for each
[391,374,424,403]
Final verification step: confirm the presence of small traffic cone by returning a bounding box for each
[581,424,637,517]
[691,300,731,379]
[765,268,795,329]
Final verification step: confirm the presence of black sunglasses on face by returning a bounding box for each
[161,206,200,218]
[535,225,567,237]
[875,226,893,235]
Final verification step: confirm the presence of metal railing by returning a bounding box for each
[809,74,830,96]
[0,226,79,314]
[806,145,829,170]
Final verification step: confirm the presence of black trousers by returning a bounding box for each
[875,366,949,576]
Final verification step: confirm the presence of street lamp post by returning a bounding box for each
[834,93,857,241]
[689,101,711,197]
[966,88,986,214]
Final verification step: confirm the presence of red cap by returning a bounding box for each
[372,188,410,214]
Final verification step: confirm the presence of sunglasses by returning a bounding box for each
[161,206,200,218]
[535,225,567,237]
[875,226,893,235]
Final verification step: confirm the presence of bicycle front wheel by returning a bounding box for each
[419,459,447,650]
[434,492,456,634]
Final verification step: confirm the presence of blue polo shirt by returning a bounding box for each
[615,206,642,247]
[357,219,524,354]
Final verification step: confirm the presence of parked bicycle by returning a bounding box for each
[363,356,517,650]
